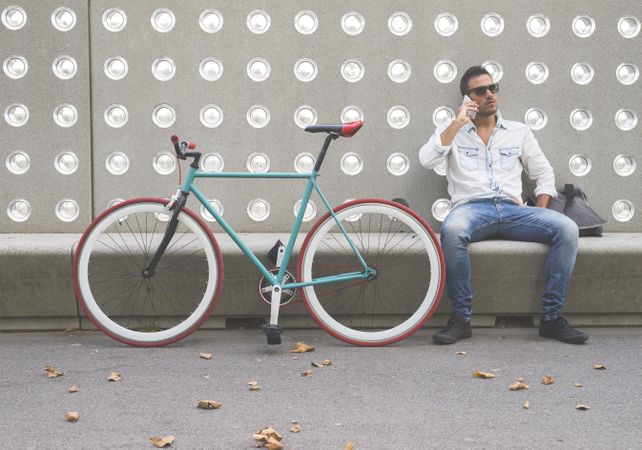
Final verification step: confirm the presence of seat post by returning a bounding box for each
[313,132,339,173]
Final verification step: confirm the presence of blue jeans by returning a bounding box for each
[440,198,579,321]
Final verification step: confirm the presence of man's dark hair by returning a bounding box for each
[460,65,492,96]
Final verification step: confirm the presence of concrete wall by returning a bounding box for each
[1,1,642,333]
[1,0,641,233]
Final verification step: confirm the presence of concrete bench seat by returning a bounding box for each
[1,233,641,331]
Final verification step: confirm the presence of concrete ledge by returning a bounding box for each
[464,234,642,317]
[1,233,642,331]
[0,235,79,330]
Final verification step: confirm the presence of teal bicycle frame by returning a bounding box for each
[157,129,375,336]
[185,167,372,293]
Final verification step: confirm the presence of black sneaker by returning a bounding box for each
[432,315,472,345]
[539,316,588,344]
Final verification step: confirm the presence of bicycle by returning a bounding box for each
[73,121,445,347]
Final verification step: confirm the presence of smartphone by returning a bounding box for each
[463,95,476,120]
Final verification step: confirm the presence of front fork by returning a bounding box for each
[142,189,187,278]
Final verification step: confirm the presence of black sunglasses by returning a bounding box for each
[466,83,499,96]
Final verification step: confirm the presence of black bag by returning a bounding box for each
[548,184,607,237]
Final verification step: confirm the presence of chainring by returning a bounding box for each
[258,269,297,305]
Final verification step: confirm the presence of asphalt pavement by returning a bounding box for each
[1,327,641,449]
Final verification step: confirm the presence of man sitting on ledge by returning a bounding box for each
[419,65,588,345]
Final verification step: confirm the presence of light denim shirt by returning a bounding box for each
[419,114,557,206]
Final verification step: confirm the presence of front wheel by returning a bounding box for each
[73,198,223,347]
[298,199,444,346]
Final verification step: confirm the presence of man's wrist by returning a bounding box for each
[535,194,551,208]
[440,118,468,146]
[451,117,468,129]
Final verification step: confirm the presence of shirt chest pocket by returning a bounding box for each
[458,147,480,170]
[499,147,521,171]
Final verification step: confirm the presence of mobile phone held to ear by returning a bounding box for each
[463,95,476,120]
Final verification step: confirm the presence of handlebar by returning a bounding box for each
[170,135,201,169]
[170,135,197,160]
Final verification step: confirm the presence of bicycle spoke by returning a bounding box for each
[96,236,142,270]
[98,280,146,325]
[163,239,203,261]
[145,213,161,257]
[97,276,145,309]
[347,220,368,256]
[164,231,191,255]
[323,233,352,255]
[316,279,369,298]
[121,216,148,257]
[88,271,141,289]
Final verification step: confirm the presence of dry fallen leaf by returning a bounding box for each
[575,383,583,388]
[455,351,467,355]
[248,381,261,391]
[593,364,607,370]
[289,342,315,353]
[576,403,591,411]
[197,400,222,409]
[258,427,282,440]
[311,361,322,368]
[541,375,554,385]
[68,385,78,393]
[253,434,268,444]
[290,421,301,433]
[322,359,332,366]
[64,327,79,333]
[509,380,529,391]
[150,435,176,448]
[300,369,313,377]
[345,443,354,450]
[64,412,79,422]
[472,370,495,379]
[266,437,284,450]
[254,427,283,448]
[107,371,121,382]
[523,400,530,409]
[45,365,64,378]
[199,352,213,360]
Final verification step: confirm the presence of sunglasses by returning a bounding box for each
[466,83,499,96]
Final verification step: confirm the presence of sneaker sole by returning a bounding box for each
[539,331,589,344]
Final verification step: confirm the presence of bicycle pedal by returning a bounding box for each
[262,324,283,345]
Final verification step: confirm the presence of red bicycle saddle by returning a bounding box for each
[304,120,363,137]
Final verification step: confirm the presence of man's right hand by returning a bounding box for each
[458,99,478,123]
[439,100,478,146]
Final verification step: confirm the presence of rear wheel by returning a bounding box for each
[73,198,223,347]
[298,199,444,346]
